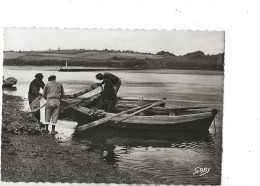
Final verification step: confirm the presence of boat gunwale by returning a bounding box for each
[74,106,216,123]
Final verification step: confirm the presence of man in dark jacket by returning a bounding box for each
[96,72,121,95]
[28,73,45,122]
[101,78,117,113]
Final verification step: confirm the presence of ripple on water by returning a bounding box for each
[110,138,220,184]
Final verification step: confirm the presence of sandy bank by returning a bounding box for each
[1,93,150,183]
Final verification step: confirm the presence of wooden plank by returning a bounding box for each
[115,107,169,115]
[114,99,167,123]
[117,100,165,107]
[152,106,208,111]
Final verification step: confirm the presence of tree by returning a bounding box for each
[156,51,175,56]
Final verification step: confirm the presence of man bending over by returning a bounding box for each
[96,72,121,95]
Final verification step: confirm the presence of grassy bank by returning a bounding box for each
[1,93,149,183]
[4,50,224,70]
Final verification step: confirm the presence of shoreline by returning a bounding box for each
[3,65,224,75]
[1,93,150,183]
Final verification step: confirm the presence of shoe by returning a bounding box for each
[42,129,49,133]
[39,123,45,129]
[51,130,58,135]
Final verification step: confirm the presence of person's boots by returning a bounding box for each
[45,124,50,133]
[39,122,45,129]
[51,125,58,135]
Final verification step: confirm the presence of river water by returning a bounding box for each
[3,66,224,185]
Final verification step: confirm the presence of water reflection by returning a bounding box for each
[76,128,213,144]
[74,127,214,163]
[74,128,219,184]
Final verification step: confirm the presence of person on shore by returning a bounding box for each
[101,77,117,113]
[96,72,121,95]
[42,75,65,134]
[28,73,45,123]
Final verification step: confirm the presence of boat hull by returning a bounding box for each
[2,83,15,88]
[71,106,217,132]
[103,111,216,131]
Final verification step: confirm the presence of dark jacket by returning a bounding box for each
[28,79,45,104]
[101,72,120,86]
[101,79,117,100]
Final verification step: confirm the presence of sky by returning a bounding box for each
[4,28,224,55]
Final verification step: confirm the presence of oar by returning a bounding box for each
[77,100,165,132]
[114,99,166,124]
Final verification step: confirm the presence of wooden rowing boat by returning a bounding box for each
[61,85,218,132]
[73,106,218,131]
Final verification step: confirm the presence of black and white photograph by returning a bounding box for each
[2,28,224,185]
[1,1,260,186]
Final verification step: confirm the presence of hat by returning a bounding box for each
[48,75,56,81]
[96,73,103,80]
[35,73,44,79]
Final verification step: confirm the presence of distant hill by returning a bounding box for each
[183,51,205,58]
[3,49,224,70]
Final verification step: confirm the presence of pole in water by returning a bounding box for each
[214,119,217,134]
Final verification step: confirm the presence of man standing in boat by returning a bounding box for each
[100,77,117,112]
[96,72,121,95]
[28,73,45,123]
[42,75,65,134]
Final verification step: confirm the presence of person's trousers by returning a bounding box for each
[45,99,60,124]
[107,99,117,113]
[34,110,40,122]
[114,79,121,94]
[28,94,40,122]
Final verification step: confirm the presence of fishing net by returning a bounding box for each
[29,96,41,111]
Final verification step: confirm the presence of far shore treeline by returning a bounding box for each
[3,49,224,70]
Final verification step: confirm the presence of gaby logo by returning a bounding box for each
[193,167,211,176]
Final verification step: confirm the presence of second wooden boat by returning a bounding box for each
[74,106,218,131]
